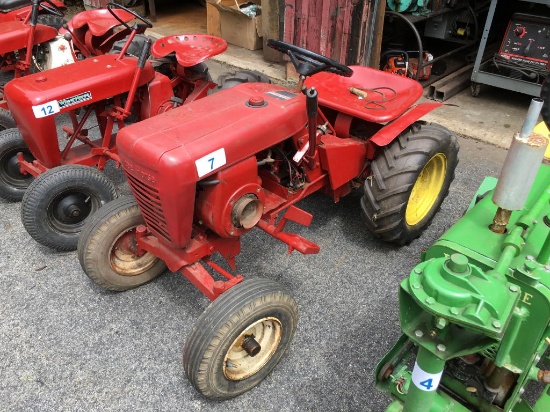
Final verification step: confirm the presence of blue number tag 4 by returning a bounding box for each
[411,361,442,392]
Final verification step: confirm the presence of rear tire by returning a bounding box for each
[21,165,117,251]
[210,70,271,93]
[110,34,157,58]
[77,196,166,290]
[361,122,459,245]
[183,278,298,400]
[0,128,34,201]
[0,108,16,131]
[37,14,65,30]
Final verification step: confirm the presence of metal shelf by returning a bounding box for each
[385,3,478,81]
[471,0,548,96]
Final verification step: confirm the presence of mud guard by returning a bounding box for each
[369,102,442,147]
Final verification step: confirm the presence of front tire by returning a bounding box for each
[77,196,167,291]
[21,165,117,251]
[183,278,298,400]
[0,129,34,201]
[361,122,459,245]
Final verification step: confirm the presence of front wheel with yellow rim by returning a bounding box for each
[77,196,167,291]
[183,278,298,400]
[361,122,459,245]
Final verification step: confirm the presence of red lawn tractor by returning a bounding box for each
[0,0,153,130]
[78,40,459,400]
[0,4,232,251]
[0,0,65,24]
[0,0,66,128]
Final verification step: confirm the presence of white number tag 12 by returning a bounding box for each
[195,148,226,178]
[411,361,443,392]
[32,100,61,118]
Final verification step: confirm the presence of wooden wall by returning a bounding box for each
[282,0,383,66]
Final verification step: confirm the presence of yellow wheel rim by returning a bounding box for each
[405,153,447,226]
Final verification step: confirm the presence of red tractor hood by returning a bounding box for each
[118,82,307,248]
[5,54,155,168]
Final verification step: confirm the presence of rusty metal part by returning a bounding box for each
[231,194,262,229]
[490,207,512,234]
[538,370,550,383]
[242,335,261,357]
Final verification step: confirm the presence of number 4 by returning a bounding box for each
[419,378,433,390]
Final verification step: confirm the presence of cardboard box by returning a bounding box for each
[207,0,263,51]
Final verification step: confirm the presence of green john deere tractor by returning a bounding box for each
[375,97,550,411]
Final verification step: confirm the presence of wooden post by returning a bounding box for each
[262,0,280,62]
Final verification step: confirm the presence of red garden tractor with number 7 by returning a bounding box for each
[77,40,459,400]
[0,3,234,251]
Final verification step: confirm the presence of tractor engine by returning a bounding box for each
[376,100,550,411]
[195,156,265,238]
[117,82,307,249]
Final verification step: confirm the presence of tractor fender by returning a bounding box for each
[368,102,442,147]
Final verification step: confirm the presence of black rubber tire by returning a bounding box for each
[361,122,459,245]
[209,70,271,94]
[540,77,550,129]
[21,165,117,251]
[0,108,16,131]
[77,196,167,291]
[110,34,156,58]
[37,13,65,30]
[0,128,34,201]
[183,278,298,400]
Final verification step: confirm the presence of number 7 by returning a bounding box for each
[208,157,215,169]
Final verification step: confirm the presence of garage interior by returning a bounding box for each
[77,0,550,101]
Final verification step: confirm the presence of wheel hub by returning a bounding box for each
[109,227,158,277]
[53,192,92,224]
[223,317,283,381]
[1,149,32,185]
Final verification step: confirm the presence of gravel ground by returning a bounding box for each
[0,59,514,412]
[0,130,510,411]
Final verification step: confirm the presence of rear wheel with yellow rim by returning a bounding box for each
[361,122,459,245]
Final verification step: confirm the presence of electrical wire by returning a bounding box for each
[492,54,548,83]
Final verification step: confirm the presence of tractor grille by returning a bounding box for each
[125,172,171,242]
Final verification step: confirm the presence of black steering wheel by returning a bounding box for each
[267,39,353,78]
[37,0,64,17]
[106,2,153,30]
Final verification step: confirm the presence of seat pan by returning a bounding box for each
[151,34,227,67]
[305,66,423,123]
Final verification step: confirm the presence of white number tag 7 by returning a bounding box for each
[195,148,226,178]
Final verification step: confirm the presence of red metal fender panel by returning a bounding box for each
[5,55,155,168]
[368,102,443,148]
[0,21,57,54]
[118,82,308,248]
[318,133,367,189]
[304,65,424,123]
[68,9,137,36]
